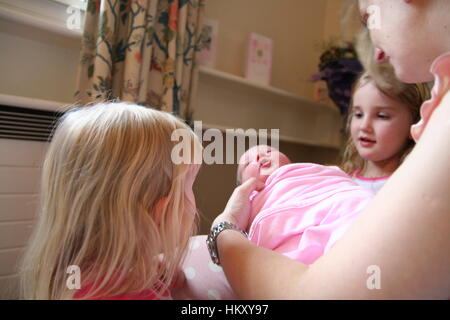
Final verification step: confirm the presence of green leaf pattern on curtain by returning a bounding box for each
[75,0,205,120]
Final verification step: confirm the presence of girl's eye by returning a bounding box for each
[378,113,390,119]
[353,112,363,119]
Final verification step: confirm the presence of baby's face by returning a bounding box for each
[238,145,291,184]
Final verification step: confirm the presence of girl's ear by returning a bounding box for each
[154,197,168,224]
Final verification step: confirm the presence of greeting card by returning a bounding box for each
[245,33,273,85]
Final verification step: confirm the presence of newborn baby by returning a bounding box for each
[237,145,374,264]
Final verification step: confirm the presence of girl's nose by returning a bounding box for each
[360,117,373,132]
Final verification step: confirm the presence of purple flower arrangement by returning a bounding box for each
[311,42,363,116]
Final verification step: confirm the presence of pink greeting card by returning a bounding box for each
[245,33,273,85]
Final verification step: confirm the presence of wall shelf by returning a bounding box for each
[199,66,338,113]
[195,67,343,149]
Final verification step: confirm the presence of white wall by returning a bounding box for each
[323,0,361,42]
[0,1,79,298]
[204,0,329,100]
[0,18,80,103]
[0,139,48,299]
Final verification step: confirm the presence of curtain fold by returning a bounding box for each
[74,0,205,120]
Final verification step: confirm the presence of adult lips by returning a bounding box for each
[375,48,390,63]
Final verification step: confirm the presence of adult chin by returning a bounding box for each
[392,58,434,84]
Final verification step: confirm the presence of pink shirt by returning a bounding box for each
[248,163,374,265]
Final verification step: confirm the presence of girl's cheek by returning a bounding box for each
[349,122,359,139]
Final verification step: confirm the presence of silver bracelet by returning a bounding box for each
[206,221,248,265]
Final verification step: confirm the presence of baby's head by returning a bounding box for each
[237,145,291,185]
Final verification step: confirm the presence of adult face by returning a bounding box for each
[358,0,449,83]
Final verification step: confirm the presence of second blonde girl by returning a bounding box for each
[20,102,202,300]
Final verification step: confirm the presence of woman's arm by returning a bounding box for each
[216,230,309,299]
[215,92,450,299]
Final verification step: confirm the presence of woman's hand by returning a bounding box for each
[241,161,261,183]
[212,176,265,231]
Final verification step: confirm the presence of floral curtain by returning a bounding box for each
[74,0,205,121]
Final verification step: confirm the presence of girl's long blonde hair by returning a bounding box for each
[20,102,202,299]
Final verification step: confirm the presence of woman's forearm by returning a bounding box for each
[217,229,309,299]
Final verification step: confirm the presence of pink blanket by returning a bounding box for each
[248,163,375,265]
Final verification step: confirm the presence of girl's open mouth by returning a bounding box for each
[359,137,376,147]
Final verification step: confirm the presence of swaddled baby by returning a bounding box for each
[237,145,374,264]
[173,145,376,300]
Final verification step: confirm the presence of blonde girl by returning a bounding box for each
[341,70,430,193]
[19,102,202,299]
